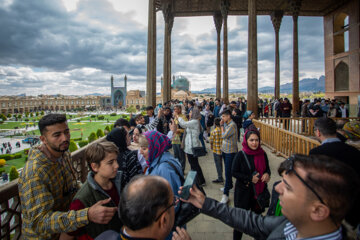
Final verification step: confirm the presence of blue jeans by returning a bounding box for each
[199,132,207,152]
[222,152,236,196]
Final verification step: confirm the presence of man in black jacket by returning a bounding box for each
[309,117,360,173]
[180,154,360,239]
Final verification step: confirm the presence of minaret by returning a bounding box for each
[124,75,127,92]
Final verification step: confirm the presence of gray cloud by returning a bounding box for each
[0,1,325,95]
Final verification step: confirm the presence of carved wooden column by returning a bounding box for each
[290,0,301,116]
[213,12,222,100]
[221,0,229,102]
[271,11,283,100]
[146,0,157,107]
[162,3,174,103]
[247,0,258,116]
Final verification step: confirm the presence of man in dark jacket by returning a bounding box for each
[309,117,360,173]
[180,154,360,239]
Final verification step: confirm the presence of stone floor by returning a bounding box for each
[180,142,285,240]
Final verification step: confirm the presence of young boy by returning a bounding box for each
[61,141,123,240]
[209,118,224,184]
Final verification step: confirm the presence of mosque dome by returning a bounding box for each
[172,75,190,92]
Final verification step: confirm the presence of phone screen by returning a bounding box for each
[180,170,197,200]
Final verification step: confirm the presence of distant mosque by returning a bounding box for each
[160,75,194,101]
[111,75,127,107]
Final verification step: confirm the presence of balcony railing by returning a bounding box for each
[258,117,360,136]
[0,137,105,240]
[253,119,321,158]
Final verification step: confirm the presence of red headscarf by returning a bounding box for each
[242,130,266,196]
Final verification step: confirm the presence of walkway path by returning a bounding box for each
[183,142,285,240]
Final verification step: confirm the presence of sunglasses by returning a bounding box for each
[154,196,179,222]
[285,156,337,226]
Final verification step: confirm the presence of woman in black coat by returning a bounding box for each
[231,129,271,240]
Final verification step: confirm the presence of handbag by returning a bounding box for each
[191,146,207,157]
[241,151,270,211]
[165,161,205,229]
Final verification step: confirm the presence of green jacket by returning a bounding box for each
[73,171,123,238]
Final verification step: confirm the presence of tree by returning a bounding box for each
[88,132,98,143]
[96,129,105,138]
[69,140,78,152]
[0,113,7,121]
[9,166,19,181]
[0,159,6,167]
[104,125,111,133]
[126,106,137,114]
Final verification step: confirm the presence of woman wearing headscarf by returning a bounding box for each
[242,110,256,131]
[231,129,271,240]
[174,107,206,186]
[128,126,148,172]
[106,127,143,185]
[139,131,183,198]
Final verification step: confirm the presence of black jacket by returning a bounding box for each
[232,151,271,209]
[309,141,360,174]
[201,198,288,239]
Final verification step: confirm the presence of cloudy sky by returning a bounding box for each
[0,0,324,96]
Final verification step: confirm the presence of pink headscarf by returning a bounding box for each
[144,131,172,166]
[242,130,266,196]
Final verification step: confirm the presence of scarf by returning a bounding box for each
[242,131,266,196]
[144,131,172,166]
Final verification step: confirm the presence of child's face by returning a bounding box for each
[92,152,119,179]
[140,146,149,160]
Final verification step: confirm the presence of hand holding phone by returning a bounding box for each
[179,171,197,200]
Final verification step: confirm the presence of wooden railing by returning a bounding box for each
[253,119,321,158]
[258,117,360,136]
[0,137,106,240]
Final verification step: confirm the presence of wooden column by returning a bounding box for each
[290,0,301,116]
[271,11,283,100]
[162,3,174,103]
[146,0,156,107]
[247,0,258,116]
[213,12,222,100]
[221,0,229,103]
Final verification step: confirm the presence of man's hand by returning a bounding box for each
[88,198,117,224]
[172,227,192,240]
[178,185,205,209]
[158,109,164,118]
[220,119,224,126]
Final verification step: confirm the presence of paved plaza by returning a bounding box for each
[182,142,285,240]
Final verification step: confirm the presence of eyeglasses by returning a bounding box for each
[154,196,179,222]
[285,156,338,226]
[286,156,325,205]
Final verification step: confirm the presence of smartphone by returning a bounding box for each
[180,170,197,200]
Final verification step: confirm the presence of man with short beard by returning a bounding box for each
[18,114,118,240]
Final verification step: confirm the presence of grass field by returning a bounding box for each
[0,150,27,173]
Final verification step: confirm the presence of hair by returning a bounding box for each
[230,101,237,105]
[135,114,144,123]
[106,127,129,152]
[245,130,260,142]
[38,114,67,135]
[214,117,221,127]
[139,135,149,148]
[282,154,360,225]
[146,106,154,111]
[314,117,336,136]
[233,108,241,116]
[114,118,130,128]
[174,104,182,110]
[188,101,194,107]
[85,141,119,172]
[335,119,349,130]
[119,175,172,230]
[221,109,232,116]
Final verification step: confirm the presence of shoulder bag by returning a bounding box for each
[241,151,270,211]
[190,121,206,157]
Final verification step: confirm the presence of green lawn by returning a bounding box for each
[0,122,37,129]
[1,150,28,173]
[69,122,114,139]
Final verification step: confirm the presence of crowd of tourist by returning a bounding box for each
[16,96,360,240]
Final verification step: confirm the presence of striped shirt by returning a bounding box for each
[284,222,342,240]
[209,126,223,155]
[18,145,89,240]
[221,120,238,154]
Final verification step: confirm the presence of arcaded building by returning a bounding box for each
[324,0,359,115]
